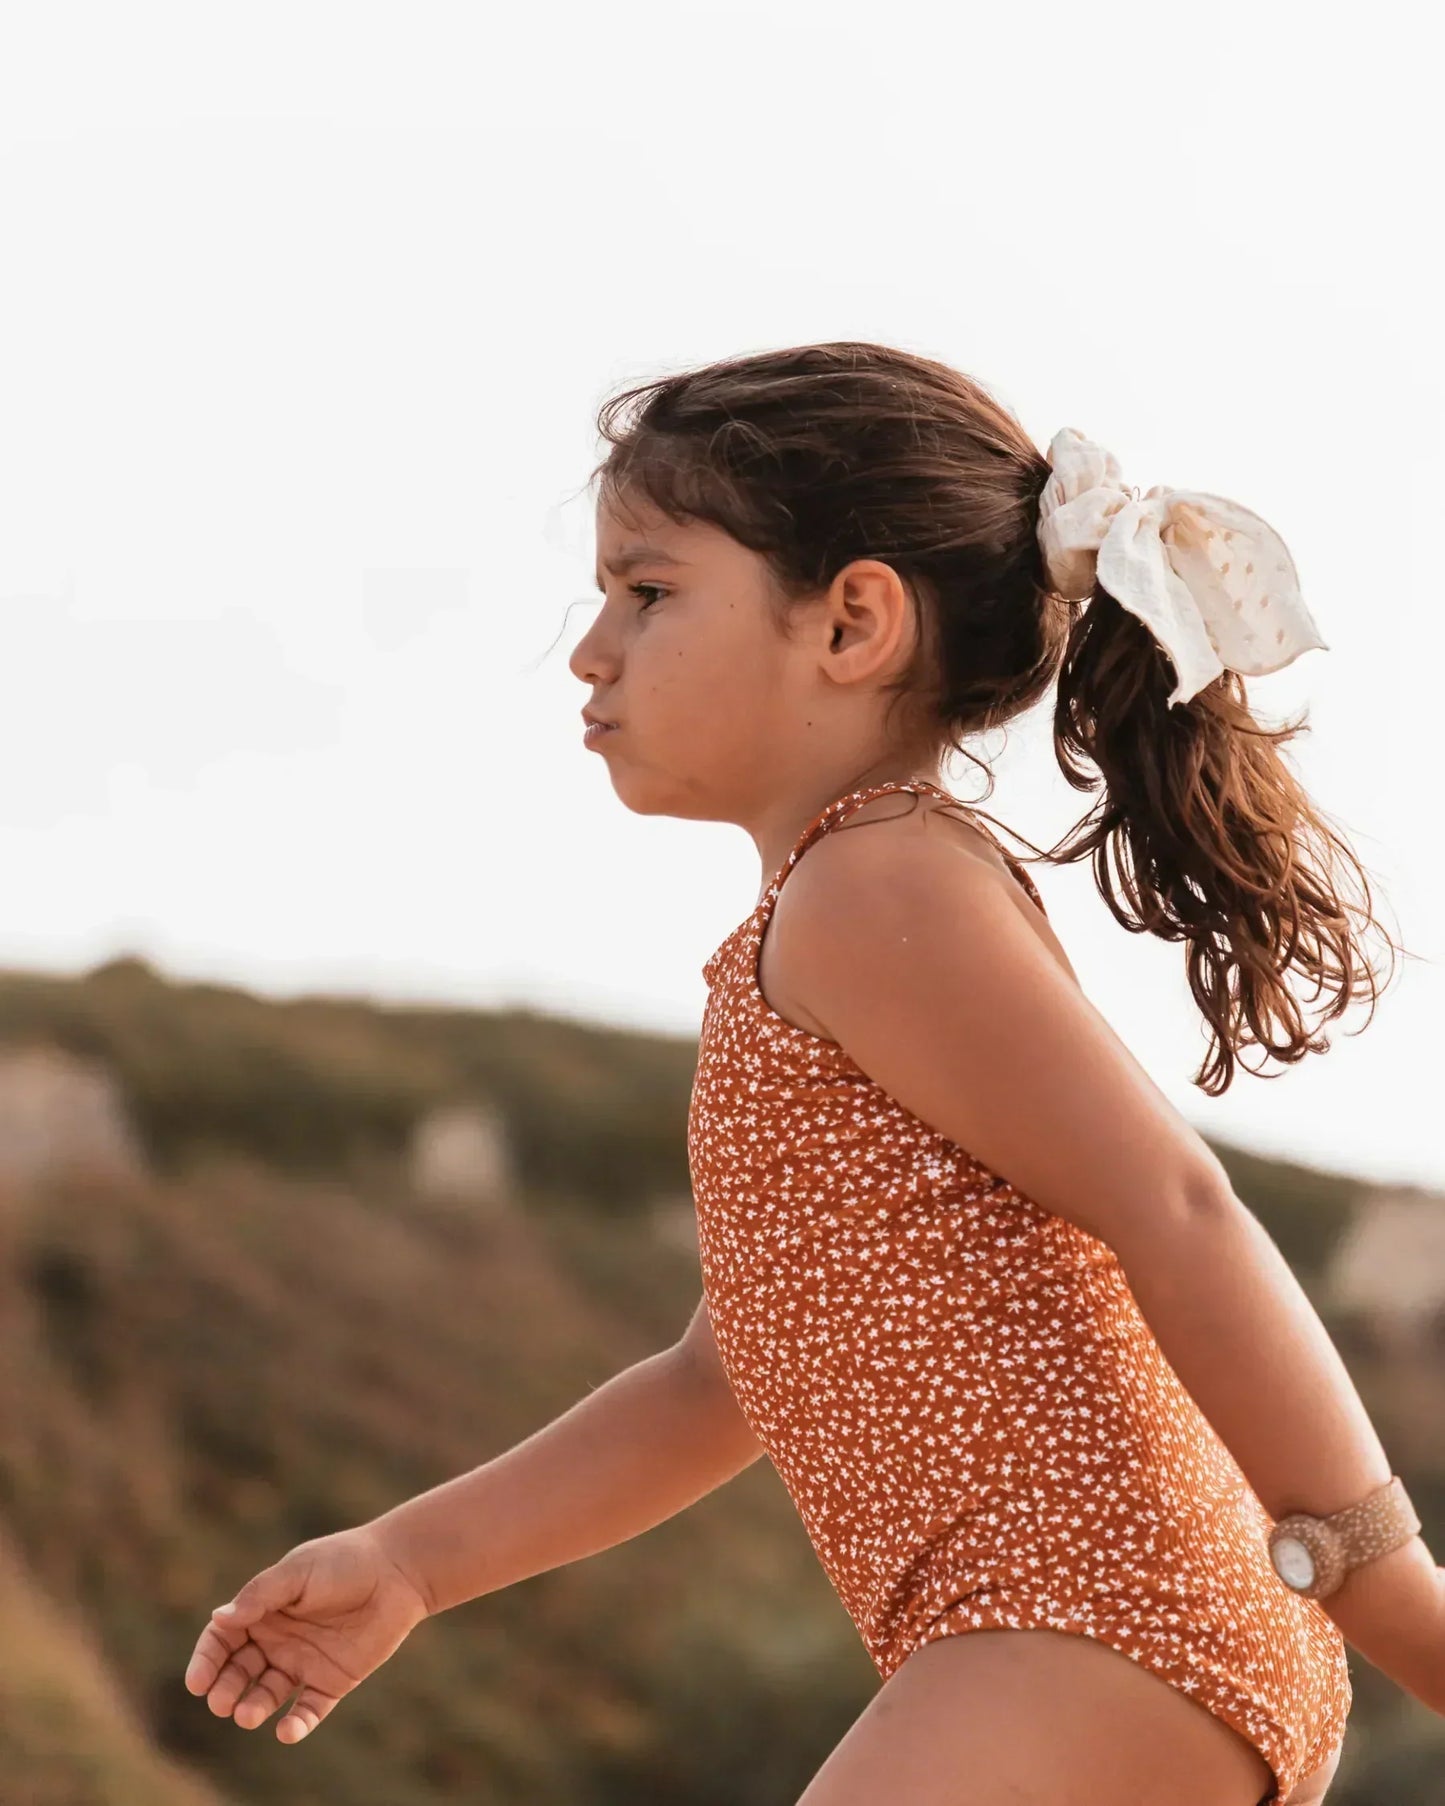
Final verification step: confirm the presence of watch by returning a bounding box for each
[1267,1474,1421,1601]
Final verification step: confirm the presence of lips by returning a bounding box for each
[583,721,618,748]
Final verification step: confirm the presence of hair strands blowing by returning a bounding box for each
[583,339,1413,1095]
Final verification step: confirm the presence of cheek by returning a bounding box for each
[642,604,790,721]
[653,619,746,689]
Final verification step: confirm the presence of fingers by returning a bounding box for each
[183,1626,339,1743]
[277,1686,340,1743]
[185,1555,310,1695]
[201,1639,268,1719]
[232,1664,301,1731]
[184,1605,259,1697]
[234,1672,340,1744]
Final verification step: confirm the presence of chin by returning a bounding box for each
[606,765,712,823]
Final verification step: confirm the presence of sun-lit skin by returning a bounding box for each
[571,490,948,903]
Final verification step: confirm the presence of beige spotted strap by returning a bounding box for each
[1267,1474,1422,1601]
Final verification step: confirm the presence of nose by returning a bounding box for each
[568,599,615,690]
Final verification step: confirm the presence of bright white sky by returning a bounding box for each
[2,3,1440,1192]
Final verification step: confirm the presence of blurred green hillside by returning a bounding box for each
[0,955,1441,1804]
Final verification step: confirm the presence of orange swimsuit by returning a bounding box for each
[689,779,1350,1805]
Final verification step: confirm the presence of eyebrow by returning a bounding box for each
[594,545,686,591]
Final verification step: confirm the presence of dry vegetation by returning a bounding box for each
[0,956,1441,1803]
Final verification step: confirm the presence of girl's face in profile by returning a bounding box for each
[573,493,827,822]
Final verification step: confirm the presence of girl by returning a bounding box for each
[185,343,1443,1804]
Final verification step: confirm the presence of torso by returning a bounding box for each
[756,789,1081,1044]
[691,775,1351,1781]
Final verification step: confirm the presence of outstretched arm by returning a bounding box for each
[372,1315,763,1617]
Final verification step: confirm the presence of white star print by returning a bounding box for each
[691,780,1350,1804]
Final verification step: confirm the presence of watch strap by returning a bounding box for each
[1268,1474,1422,1601]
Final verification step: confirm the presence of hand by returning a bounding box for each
[183,1525,431,1744]
[1325,1539,1445,1719]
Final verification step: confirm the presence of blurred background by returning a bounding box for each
[1,2,1441,1801]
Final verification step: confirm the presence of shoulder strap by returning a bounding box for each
[764,777,1048,919]
[920,796,1049,916]
[763,779,946,912]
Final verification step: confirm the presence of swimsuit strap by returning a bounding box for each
[765,777,1047,919]
[913,790,1049,916]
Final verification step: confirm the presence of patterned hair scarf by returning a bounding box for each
[1037,426,1330,709]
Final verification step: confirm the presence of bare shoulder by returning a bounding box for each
[765,792,1227,1249]
[766,792,1081,1036]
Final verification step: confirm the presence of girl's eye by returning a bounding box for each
[629,582,667,611]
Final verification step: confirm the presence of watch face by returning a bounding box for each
[1271,1535,1317,1591]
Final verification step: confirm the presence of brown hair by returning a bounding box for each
[583,339,1413,1095]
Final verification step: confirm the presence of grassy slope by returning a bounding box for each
[0,958,1441,1804]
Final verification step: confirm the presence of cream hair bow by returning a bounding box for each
[1037,427,1330,709]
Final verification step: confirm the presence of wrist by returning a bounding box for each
[1267,1473,1421,1602]
[364,1513,441,1619]
[1322,1532,1442,1707]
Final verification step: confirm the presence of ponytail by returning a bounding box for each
[1048,582,1414,1095]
